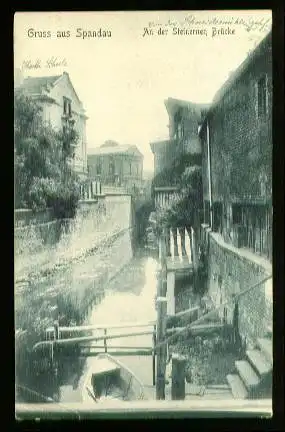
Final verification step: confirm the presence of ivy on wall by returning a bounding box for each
[14,91,80,218]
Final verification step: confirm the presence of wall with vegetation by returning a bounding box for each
[206,231,272,347]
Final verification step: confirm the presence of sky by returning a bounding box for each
[14,11,272,171]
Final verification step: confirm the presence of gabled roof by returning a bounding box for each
[19,75,61,94]
[88,143,143,158]
[164,97,210,117]
[17,72,84,108]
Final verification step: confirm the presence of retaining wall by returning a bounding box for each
[206,231,272,346]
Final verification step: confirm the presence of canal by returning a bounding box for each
[16,245,159,404]
[59,249,158,402]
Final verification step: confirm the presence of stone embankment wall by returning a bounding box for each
[15,195,133,331]
[205,230,272,347]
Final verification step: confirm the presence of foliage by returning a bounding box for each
[14,90,80,217]
[154,165,203,231]
[170,334,236,386]
[152,153,202,188]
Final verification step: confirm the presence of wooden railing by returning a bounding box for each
[38,321,157,385]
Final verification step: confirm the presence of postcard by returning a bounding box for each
[14,10,273,419]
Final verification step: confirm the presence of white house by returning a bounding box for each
[15,71,88,180]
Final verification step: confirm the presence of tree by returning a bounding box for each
[14,90,80,217]
[155,165,203,230]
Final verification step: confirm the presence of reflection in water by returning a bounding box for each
[90,256,157,324]
[59,254,158,402]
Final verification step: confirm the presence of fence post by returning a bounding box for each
[104,329,107,353]
[161,227,168,297]
[54,321,59,341]
[156,297,167,400]
[51,321,59,370]
[152,324,156,386]
[171,353,187,400]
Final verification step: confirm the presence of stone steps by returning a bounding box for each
[257,338,273,365]
[226,374,248,399]
[227,336,272,400]
[246,349,272,379]
[235,360,260,392]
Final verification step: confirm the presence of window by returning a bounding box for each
[256,75,267,118]
[109,157,114,175]
[63,97,72,117]
[97,160,102,175]
[63,98,68,115]
[129,163,132,175]
[232,204,243,225]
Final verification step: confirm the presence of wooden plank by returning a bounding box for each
[80,346,152,350]
[45,321,156,334]
[170,306,199,320]
[166,272,175,316]
[166,323,224,335]
[34,330,155,350]
[80,350,153,357]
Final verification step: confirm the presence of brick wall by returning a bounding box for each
[207,231,272,347]
[201,32,272,205]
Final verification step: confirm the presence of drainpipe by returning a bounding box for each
[206,121,213,228]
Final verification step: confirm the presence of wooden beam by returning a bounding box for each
[168,306,199,320]
[79,345,152,350]
[45,320,156,334]
[34,330,155,350]
[80,350,153,357]
[166,323,224,336]
[156,297,167,400]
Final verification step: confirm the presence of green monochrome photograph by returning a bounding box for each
[14,10,274,421]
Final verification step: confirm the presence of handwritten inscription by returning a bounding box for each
[142,14,271,38]
[22,57,67,70]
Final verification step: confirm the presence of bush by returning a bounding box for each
[14,90,80,218]
[49,181,80,219]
